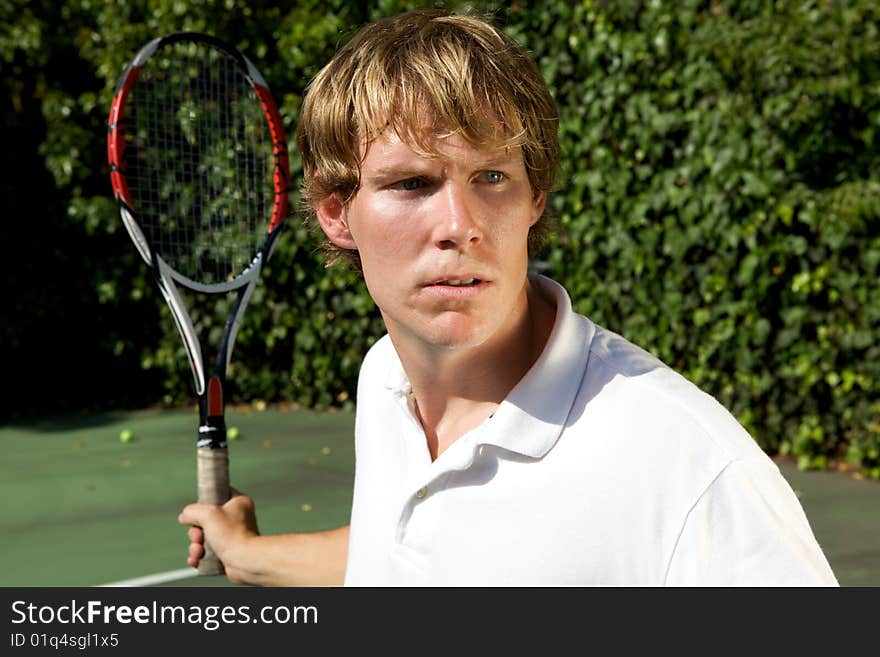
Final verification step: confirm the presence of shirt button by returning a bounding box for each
[415,486,428,499]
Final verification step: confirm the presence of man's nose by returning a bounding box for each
[431,181,482,250]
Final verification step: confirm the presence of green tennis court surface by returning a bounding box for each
[1,408,877,586]
[0,407,355,587]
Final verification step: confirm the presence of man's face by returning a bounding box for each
[319,130,546,355]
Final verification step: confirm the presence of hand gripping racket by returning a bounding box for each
[107,32,289,575]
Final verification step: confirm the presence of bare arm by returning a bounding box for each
[178,493,349,587]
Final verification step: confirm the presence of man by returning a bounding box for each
[179,10,838,586]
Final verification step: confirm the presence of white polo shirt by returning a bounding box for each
[344,276,838,586]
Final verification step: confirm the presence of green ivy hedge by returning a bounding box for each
[3,0,877,477]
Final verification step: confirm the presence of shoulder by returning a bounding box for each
[571,325,839,584]
[528,275,767,466]
[580,323,768,465]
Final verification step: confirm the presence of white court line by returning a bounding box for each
[97,568,198,587]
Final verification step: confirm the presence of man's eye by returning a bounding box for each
[480,171,505,184]
[394,178,424,191]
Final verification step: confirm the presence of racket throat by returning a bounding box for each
[197,375,227,448]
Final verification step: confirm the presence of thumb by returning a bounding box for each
[178,502,215,527]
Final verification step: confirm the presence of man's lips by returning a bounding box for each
[423,275,488,287]
[429,278,480,287]
[420,277,490,298]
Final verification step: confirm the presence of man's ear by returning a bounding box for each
[314,194,357,250]
[530,191,547,226]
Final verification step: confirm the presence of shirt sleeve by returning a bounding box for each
[664,458,839,586]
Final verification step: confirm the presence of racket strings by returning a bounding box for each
[124,40,274,285]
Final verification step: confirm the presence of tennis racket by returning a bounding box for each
[107,32,289,575]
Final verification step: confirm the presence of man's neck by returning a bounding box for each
[390,279,557,461]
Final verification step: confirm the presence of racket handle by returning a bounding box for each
[197,446,230,576]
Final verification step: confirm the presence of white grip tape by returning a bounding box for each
[197,447,230,575]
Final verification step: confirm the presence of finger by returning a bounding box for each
[188,542,204,561]
[188,525,204,543]
[186,539,204,568]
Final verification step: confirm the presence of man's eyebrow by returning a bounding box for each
[367,165,434,179]
[368,164,428,178]
[473,153,518,169]
[368,154,517,178]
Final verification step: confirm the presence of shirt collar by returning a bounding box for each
[382,274,595,459]
[384,349,412,396]
[480,275,594,458]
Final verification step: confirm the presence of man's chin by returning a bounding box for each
[410,317,492,352]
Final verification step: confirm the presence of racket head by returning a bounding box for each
[107,32,289,290]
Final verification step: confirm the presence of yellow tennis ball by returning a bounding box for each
[119,429,134,443]
[227,426,240,440]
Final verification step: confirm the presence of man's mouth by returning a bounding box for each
[439,278,479,287]
[423,275,488,292]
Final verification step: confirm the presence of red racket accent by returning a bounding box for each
[253,83,290,233]
[208,376,223,417]
[107,66,141,207]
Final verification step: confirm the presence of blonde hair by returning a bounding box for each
[296,9,560,268]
